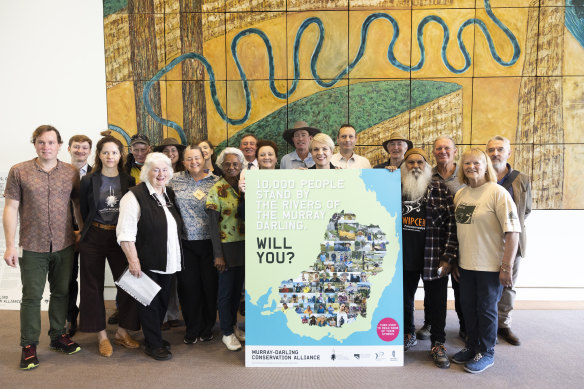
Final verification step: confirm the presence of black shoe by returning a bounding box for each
[144,346,172,361]
[404,333,417,351]
[199,334,214,342]
[430,342,451,369]
[498,328,521,346]
[184,335,198,345]
[416,323,431,340]
[107,310,119,325]
[50,334,81,354]
[162,339,171,350]
[20,344,39,370]
[167,319,183,327]
[67,320,78,338]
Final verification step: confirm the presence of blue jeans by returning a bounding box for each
[217,265,245,336]
[460,268,502,355]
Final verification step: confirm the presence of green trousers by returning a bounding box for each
[20,246,74,346]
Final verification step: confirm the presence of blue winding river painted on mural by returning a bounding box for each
[566,1,584,49]
[122,0,521,144]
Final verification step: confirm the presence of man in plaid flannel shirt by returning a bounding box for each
[398,148,458,369]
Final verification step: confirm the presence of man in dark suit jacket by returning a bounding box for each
[66,135,93,336]
[487,135,532,346]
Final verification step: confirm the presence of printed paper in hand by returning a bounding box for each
[115,268,161,306]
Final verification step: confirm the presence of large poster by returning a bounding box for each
[245,169,403,367]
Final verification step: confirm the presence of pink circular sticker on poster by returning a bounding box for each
[377,318,399,341]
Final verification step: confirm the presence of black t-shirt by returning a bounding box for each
[402,196,426,271]
[94,175,122,225]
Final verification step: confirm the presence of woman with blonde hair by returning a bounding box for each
[309,133,337,169]
[452,148,521,374]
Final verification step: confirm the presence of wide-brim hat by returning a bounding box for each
[382,131,413,152]
[283,121,321,146]
[153,137,186,152]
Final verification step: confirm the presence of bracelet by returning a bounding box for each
[500,267,510,273]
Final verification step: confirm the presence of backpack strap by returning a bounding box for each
[501,170,520,192]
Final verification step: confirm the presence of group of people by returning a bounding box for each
[396,135,530,374]
[3,121,530,375]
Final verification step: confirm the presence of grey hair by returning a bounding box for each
[140,152,173,183]
[216,147,245,167]
[309,133,335,152]
[433,135,457,149]
[486,135,511,150]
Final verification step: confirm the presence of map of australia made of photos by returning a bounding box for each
[278,211,388,329]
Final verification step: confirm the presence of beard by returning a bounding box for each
[490,158,506,170]
[401,164,432,201]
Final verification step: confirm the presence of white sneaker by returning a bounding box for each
[222,334,242,351]
[233,325,245,342]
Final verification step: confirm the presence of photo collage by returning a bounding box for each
[278,211,388,329]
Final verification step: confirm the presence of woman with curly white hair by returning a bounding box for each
[117,152,183,361]
[205,147,246,351]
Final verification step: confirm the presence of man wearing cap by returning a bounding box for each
[331,124,371,169]
[239,134,258,170]
[374,131,413,170]
[125,134,151,183]
[280,121,321,169]
[486,135,531,346]
[416,135,467,342]
[398,148,457,369]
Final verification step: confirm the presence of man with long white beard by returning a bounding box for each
[399,148,458,369]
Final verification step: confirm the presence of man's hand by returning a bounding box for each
[4,247,19,267]
[437,261,450,278]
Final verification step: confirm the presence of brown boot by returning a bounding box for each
[498,328,521,346]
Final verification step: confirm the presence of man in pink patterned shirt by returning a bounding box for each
[3,125,83,370]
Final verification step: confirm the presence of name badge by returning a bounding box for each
[193,189,205,200]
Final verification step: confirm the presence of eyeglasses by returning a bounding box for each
[221,162,241,168]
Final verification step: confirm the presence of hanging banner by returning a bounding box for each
[245,169,403,367]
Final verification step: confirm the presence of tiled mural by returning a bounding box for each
[102,0,584,209]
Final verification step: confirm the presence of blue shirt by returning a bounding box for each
[168,171,219,240]
[497,163,515,199]
[280,150,315,169]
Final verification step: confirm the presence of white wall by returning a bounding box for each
[0,1,107,166]
[1,1,582,301]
